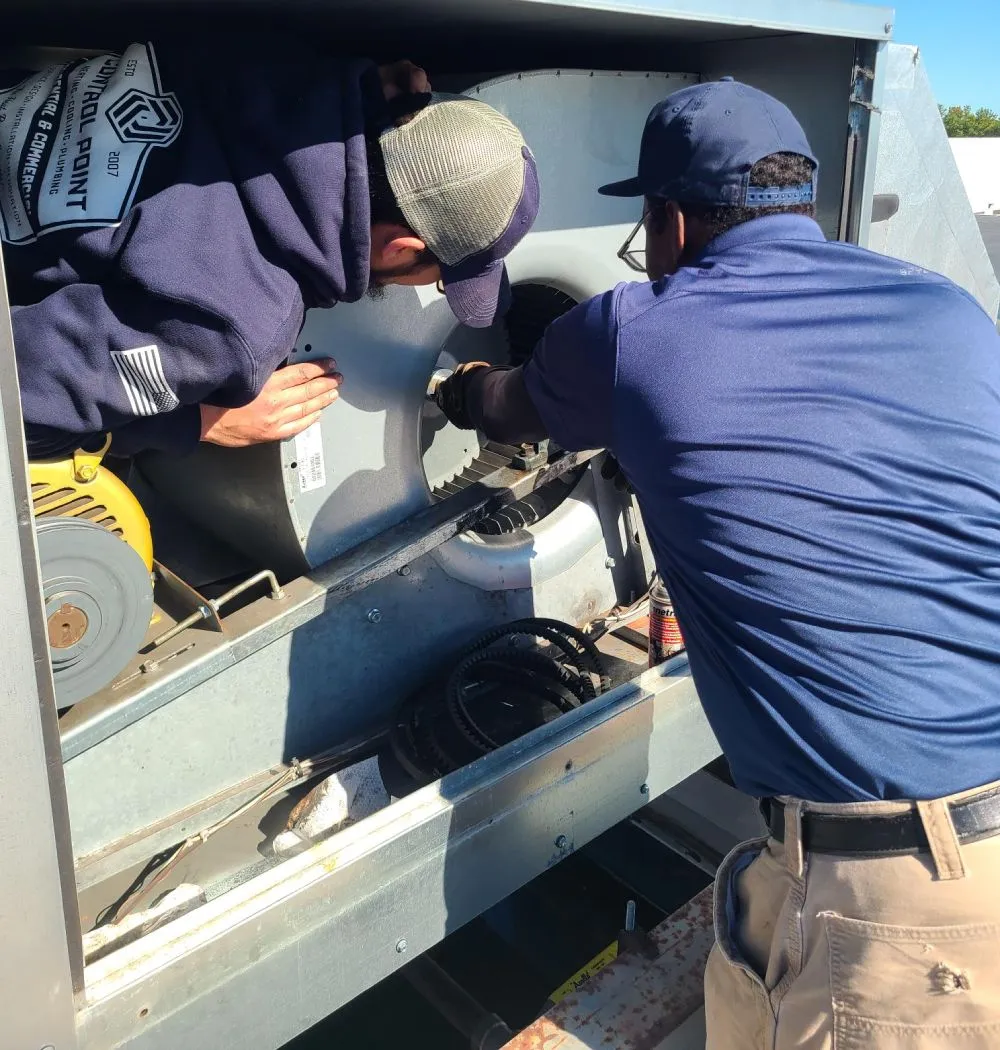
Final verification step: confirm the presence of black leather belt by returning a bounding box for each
[761,786,1000,857]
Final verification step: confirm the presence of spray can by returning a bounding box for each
[648,575,684,667]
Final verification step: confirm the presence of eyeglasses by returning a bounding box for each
[617,209,649,274]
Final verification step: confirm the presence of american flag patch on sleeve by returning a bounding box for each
[110,344,181,417]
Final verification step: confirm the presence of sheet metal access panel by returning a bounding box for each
[3,0,896,40]
[0,232,82,1045]
[78,660,718,1050]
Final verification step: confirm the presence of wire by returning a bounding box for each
[583,593,651,640]
[95,739,371,928]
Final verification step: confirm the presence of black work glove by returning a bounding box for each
[600,452,633,494]
[432,362,490,430]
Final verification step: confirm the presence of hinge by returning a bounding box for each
[850,65,880,115]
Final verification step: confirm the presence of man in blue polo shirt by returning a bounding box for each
[433,79,1000,1047]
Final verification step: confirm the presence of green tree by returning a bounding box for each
[939,104,1000,137]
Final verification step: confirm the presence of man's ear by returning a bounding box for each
[664,200,685,257]
[370,222,427,266]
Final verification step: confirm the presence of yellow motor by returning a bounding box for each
[29,436,155,707]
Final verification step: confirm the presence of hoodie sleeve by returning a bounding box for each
[13,276,303,459]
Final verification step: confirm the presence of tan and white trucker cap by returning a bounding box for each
[379,93,540,328]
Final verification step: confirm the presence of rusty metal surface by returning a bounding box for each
[502,886,714,1050]
[49,602,89,648]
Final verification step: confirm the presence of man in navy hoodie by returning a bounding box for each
[0,39,539,458]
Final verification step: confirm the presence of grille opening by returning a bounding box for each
[32,489,121,534]
[420,283,582,535]
[32,485,77,510]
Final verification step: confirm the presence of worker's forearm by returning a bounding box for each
[462,365,549,445]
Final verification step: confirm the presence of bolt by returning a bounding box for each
[605,557,616,569]
[884,21,892,33]
[367,609,382,624]
[640,783,650,796]
[397,565,411,577]
[395,938,408,954]
[555,835,568,850]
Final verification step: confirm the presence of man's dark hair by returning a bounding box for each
[366,133,410,228]
[652,152,817,244]
[365,119,439,282]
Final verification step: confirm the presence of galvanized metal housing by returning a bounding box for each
[13,2,1000,1049]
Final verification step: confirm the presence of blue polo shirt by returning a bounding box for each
[523,214,1000,803]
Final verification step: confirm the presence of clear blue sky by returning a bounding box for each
[888,0,1000,112]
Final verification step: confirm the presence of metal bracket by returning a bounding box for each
[850,63,880,114]
[149,569,286,650]
[511,439,551,471]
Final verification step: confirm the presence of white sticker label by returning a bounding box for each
[294,422,327,494]
[0,42,183,245]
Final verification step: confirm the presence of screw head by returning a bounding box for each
[605,557,616,569]
[367,609,382,624]
[555,834,568,850]
[395,938,408,954]
[640,783,650,795]
[397,565,411,577]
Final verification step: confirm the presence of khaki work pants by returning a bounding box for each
[704,781,1000,1048]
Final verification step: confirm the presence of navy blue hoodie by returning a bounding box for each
[0,39,382,456]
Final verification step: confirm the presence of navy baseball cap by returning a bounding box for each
[599,78,817,206]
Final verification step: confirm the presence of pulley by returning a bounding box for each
[37,517,154,707]
[30,438,155,706]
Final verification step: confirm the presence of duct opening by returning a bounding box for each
[420,284,581,535]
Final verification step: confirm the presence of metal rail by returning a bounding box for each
[78,657,718,1050]
[59,447,601,759]
[0,211,82,1048]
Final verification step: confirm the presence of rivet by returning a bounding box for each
[555,835,568,850]
[397,566,411,577]
[368,609,382,624]
[640,783,650,795]
[884,21,893,33]
[396,938,408,954]
[605,557,616,569]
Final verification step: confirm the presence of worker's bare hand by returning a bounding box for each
[199,360,342,448]
[378,60,431,101]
